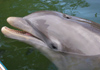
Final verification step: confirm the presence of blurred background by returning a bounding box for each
[0,0,100,70]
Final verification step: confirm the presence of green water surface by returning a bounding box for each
[0,0,100,70]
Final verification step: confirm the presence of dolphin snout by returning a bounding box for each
[7,17,18,24]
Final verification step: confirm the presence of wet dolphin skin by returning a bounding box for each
[1,11,100,70]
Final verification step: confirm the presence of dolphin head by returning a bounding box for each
[1,11,100,70]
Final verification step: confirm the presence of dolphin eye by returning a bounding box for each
[48,38,62,51]
[50,43,58,50]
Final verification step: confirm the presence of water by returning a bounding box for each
[0,0,100,70]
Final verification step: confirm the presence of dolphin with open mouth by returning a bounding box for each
[1,11,100,70]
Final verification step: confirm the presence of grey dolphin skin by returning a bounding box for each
[1,11,100,70]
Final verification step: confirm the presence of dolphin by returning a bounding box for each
[1,11,100,70]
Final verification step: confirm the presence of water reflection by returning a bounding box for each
[3,0,90,16]
[95,13,97,17]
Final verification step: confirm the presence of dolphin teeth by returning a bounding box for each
[2,26,33,36]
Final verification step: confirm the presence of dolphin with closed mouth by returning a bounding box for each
[1,11,100,70]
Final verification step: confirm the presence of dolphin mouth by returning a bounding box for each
[1,17,40,40]
[1,26,41,41]
[1,26,33,37]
